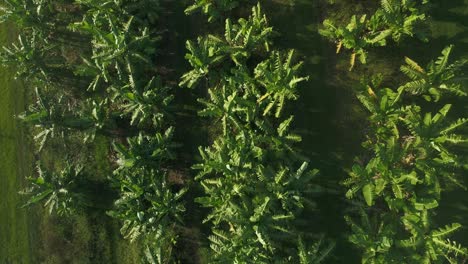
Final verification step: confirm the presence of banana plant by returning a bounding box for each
[120,0,161,26]
[179,36,226,88]
[113,74,174,128]
[255,50,308,117]
[320,15,375,71]
[347,184,466,262]
[344,133,424,208]
[108,167,186,242]
[1,0,84,25]
[347,208,468,263]
[70,0,158,88]
[296,237,335,264]
[76,0,161,32]
[185,0,248,22]
[186,3,273,70]
[109,127,185,264]
[401,219,468,263]
[70,15,156,87]
[401,104,468,187]
[144,236,178,264]
[198,87,250,135]
[70,0,174,133]
[320,0,429,70]
[19,88,113,149]
[345,210,398,263]
[369,0,428,42]
[402,104,467,146]
[222,3,273,58]
[400,45,468,101]
[1,31,90,95]
[180,3,273,89]
[113,128,177,170]
[21,163,85,216]
[0,0,47,31]
[1,0,86,48]
[1,34,54,82]
[354,79,408,143]
[195,55,306,146]
[345,109,468,262]
[194,133,318,261]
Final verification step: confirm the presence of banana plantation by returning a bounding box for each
[1,0,467,263]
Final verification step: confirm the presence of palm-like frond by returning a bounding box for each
[320,0,428,69]
[400,45,468,101]
[185,0,245,22]
[21,163,84,216]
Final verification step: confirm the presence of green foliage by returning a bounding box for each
[70,15,155,83]
[2,0,183,262]
[108,128,185,263]
[185,0,249,22]
[2,0,175,146]
[0,0,90,88]
[195,134,317,258]
[108,167,186,243]
[20,163,85,216]
[320,0,429,70]
[180,3,273,88]
[320,15,371,71]
[1,34,48,81]
[19,88,111,150]
[114,76,174,128]
[344,47,468,262]
[113,128,178,170]
[369,0,428,42]
[296,237,335,264]
[0,0,44,26]
[7,0,466,262]
[255,50,309,117]
[144,238,177,264]
[400,45,468,101]
[0,32,85,86]
[68,0,174,129]
[0,0,82,32]
[75,0,161,26]
[182,3,328,262]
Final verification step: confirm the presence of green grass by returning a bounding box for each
[0,24,34,263]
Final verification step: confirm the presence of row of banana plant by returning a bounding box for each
[344,46,468,263]
[342,41,468,262]
[320,1,468,261]
[320,0,430,70]
[1,0,186,261]
[72,3,187,259]
[181,3,333,262]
